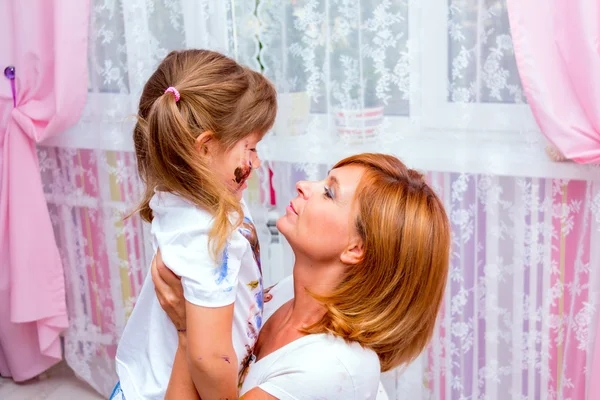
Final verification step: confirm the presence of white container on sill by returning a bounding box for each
[334,106,384,143]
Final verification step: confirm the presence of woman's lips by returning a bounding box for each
[288,201,298,215]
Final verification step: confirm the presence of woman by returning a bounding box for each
[153,153,450,399]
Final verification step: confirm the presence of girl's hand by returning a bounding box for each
[152,249,186,331]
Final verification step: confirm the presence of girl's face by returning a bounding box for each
[208,132,262,200]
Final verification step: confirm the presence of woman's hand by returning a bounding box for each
[151,249,186,331]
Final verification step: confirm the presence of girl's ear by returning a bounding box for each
[195,131,216,155]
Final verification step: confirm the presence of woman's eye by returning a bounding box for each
[323,186,333,199]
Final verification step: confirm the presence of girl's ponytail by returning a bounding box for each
[143,89,243,258]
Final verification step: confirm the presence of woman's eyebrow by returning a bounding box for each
[325,170,340,191]
[329,175,339,187]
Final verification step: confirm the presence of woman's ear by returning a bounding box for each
[195,130,215,155]
[340,236,364,265]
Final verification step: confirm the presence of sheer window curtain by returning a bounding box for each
[38,0,600,398]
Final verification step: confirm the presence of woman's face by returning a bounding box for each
[276,165,364,262]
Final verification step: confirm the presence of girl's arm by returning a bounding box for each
[152,251,238,399]
[166,336,273,400]
[185,302,238,399]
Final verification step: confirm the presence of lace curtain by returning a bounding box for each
[38,0,600,398]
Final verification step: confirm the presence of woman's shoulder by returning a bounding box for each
[256,334,380,399]
[304,334,380,373]
[279,334,380,384]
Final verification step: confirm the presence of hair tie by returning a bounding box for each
[164,86,180,102]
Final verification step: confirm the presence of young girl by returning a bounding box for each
[111,50,277,400]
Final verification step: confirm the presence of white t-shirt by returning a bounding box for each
[240,276,384,400]
[115,191,263,400]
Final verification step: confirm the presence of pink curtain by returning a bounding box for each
[0,0,89,381]
[507,0,600,164]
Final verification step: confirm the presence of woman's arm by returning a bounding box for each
[165,332,200,400]
[239,388,278,400]
[152,252,238,399]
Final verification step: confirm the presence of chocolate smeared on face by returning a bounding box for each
[233,159,253,186]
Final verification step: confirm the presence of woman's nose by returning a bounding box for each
[296,180,311,199]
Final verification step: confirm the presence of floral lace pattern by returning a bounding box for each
[448,0,525,103]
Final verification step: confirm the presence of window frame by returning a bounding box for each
[417,0,539,134]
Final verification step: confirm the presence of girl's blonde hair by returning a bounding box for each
[132,50,277,257]
[305,153,451,372]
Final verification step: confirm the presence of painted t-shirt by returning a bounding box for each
[115,191,263,400]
